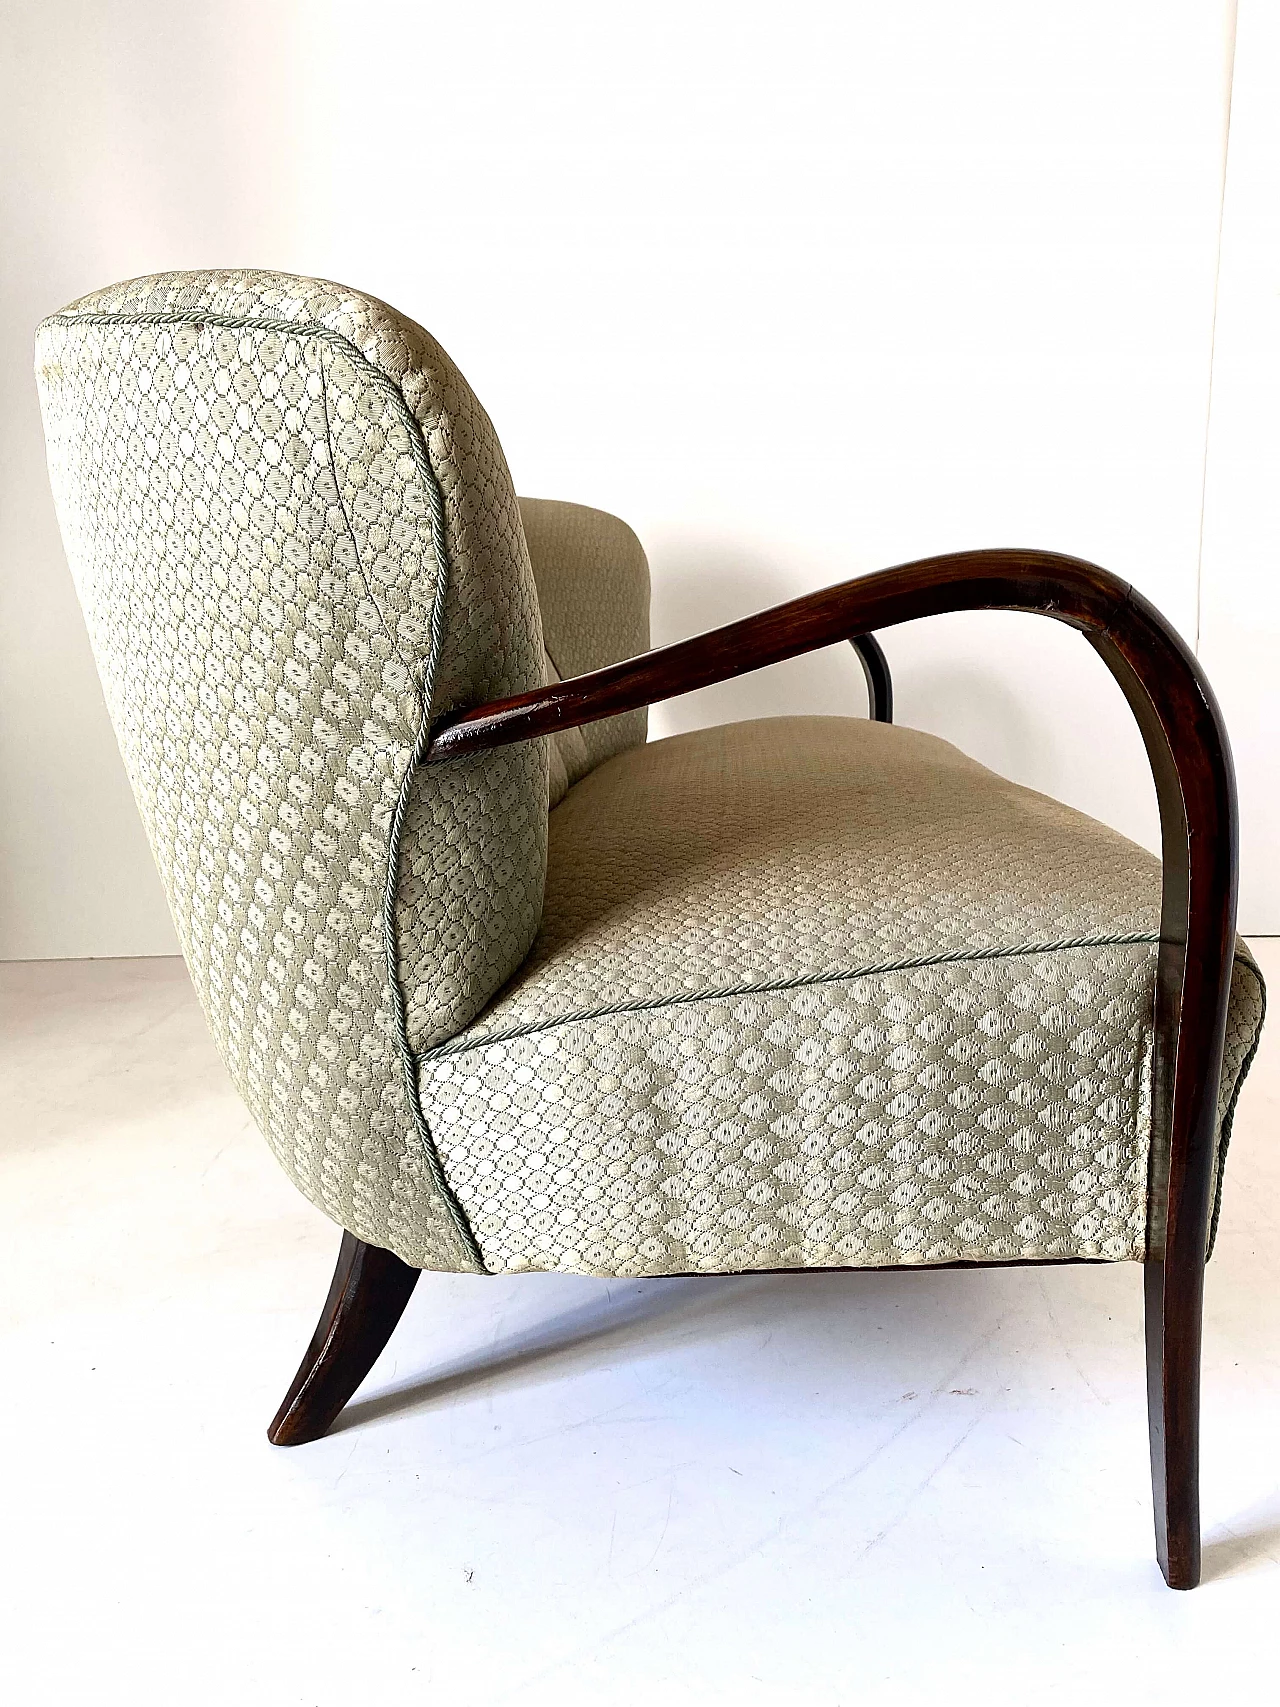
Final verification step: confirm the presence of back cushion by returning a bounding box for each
[519,497,650,805]
[35,270,548,1270]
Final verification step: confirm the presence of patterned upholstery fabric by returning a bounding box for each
[520,497,650,805]
[423,718,1265,1276]
[36,270,1265,1281]
[36,269,552,1272]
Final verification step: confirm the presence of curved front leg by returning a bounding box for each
[1086,624,1233,1589]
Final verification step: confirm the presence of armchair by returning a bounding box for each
[36,270,1264,1588]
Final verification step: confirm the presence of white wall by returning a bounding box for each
[4,0,1270,958]
[1200,0,1280,934]
[0,1,305,957]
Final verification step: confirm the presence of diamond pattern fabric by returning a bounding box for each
[36,269,1265,1281]
[423,718,1265,1276]
[35,269,554,1270]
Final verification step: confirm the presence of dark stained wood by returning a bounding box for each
[425,547,1238,1588]
[1082,617,1236,1589]
[851,633,893,722]
[268,1232,421,1447]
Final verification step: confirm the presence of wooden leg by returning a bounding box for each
[268,1231,421,1446]
[1145,1255,1205,1588]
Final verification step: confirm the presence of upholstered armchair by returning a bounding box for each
[36,271,1264,1589]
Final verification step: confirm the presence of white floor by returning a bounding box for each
[1,948,1277,1706]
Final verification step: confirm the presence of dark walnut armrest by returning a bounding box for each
[427,548,1218,784]
[427,544,1238,1588]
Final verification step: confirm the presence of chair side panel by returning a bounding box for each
[34,307,536,1268]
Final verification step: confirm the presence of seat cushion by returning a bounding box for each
[420,717,1265,1277]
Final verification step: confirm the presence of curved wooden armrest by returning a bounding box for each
[427,544,1237,1588]
[425,549,1205,779]
[428,567,916,761]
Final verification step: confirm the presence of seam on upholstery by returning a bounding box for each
[541,639,569,683]
[422,930,1164,1060]
[384,685,486,1269]
[1207,952,1267,1259]
[51,308,424,678]
[313,339,406,670]
[51,304,487,1271]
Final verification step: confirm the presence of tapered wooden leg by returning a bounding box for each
[269,1232,421,1446]
[1145,1255,1205,1588]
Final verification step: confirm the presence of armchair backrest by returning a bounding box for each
[520,495,650,803]
[35,269,558,1268]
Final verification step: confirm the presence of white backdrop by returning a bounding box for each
[1200,0,1280,936]
[2,0,1274,958]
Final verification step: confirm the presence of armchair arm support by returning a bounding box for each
[850,632,893,723]
[428,545,1237,1588]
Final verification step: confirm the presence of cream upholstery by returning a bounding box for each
[36,270,1265,1281]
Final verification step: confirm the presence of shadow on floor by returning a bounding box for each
[331,1262,1058,1433]
[1202,1518,1280,1582]
[332,1273,746,1431]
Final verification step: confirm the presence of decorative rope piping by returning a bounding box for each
[383,680,486,1270]
[50,304,489,1272]
[421,929,1167,1059]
